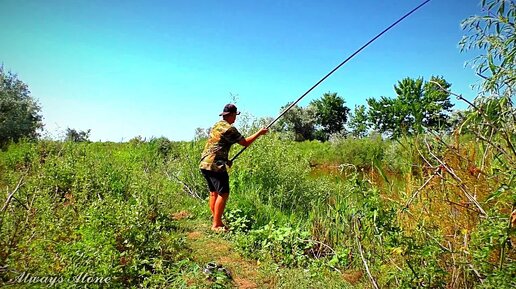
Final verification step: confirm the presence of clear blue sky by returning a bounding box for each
[1,0,483,141]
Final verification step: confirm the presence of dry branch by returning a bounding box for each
[404,169,439,209]
[1,176,25,213]
[424,138,488,217]
[354,217,380,289]
[164,171,202,200]
[430,80,516,162]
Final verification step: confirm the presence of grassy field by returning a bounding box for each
[0,132,514,288]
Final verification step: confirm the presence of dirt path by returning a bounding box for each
[172,210,363,289]
[173,211,269,288]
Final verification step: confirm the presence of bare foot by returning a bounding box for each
[211,226,228,233]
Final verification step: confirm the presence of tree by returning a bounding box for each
[367,76,453,138]
[348,104,369,138]
[276,103,316,141]
[65,128,91,142]
[422,76,454,128]
[309,92,350,140]
[194,127,210,140]
[0,66,43,147]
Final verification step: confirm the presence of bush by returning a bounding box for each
[0,141,196,288]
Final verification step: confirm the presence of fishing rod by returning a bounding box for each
[230,0,432,163]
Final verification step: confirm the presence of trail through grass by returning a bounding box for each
[171,210,362,289]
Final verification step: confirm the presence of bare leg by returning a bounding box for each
[209,191,217,216]
[212,192,229,229]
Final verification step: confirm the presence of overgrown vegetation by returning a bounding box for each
[0,141,203,288]
[0,0,514,288]
[1,125,513,287]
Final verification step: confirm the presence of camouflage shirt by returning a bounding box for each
[199,120,244,172]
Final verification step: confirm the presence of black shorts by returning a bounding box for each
[200,169,230,195]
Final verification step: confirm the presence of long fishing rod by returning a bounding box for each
[230,0,432,163]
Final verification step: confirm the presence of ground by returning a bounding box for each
[175,211,265,288]
[171,210,365,289]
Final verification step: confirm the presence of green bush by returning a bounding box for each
[1,127,514,288]
[0,141,197,288]
[234,223,313,267]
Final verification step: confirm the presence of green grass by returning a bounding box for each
[0,134,514,288]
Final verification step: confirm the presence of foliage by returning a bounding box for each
[167,140,207,200]
[470,211,516,288]
[276,103,316,141]
[0,3,514,288]
[64,128,91,142]
[0,66,43,148]
[367,76,454,138]
[348,104,370,138]
[454,1,516,287]
[224,208,253,233]
[309,92,350,140]
[331,135,385,169]
[194,127,210,140]
[458,0,515,176]
[1,126,515,288]
[0,141,199,288]
[148,136,176,159]
[277,92,351,142]
[234,223,313,267]
[460,0,515,97]
[290,136,387,170]
[230,133,323,216]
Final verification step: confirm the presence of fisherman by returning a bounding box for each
[200,103,268,232]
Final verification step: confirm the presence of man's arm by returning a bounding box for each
[238,128,268,147]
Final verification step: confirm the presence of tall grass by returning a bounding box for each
[0,141,199,288]
[1,128,514,287]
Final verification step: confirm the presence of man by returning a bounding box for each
[200,103,268,232]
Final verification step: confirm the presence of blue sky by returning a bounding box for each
[1,0,483,141]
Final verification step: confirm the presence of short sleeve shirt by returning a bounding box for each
[199,120,244,172]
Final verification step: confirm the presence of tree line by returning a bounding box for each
[275,75,455,141]
[1,0,514,146]
[0,69,495,146]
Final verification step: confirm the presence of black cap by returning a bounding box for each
[219,103,240,116]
